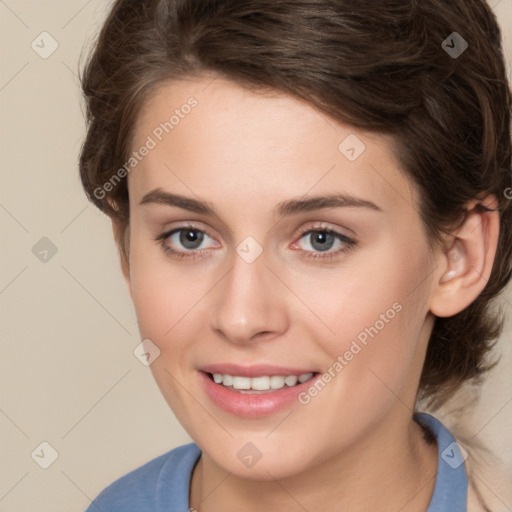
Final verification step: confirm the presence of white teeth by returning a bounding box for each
[270,375,285,389]
[251,376,270,390]
[210,372,314,391]
[298,372,313,383]
[284,375,298,386]
[232,376,251,390]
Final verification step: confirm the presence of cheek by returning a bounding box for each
[298,236,431,390]
[128,243,209,425]
[128,238,199,360]
[128,225,205,327]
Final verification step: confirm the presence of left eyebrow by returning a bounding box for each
[274,193,383,218]
[139,188,382,217]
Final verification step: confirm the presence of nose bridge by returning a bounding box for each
[210,239,287,343]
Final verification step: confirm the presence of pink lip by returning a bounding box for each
[197,367,320,419]
[199,363,317,377]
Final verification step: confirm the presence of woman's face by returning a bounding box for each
[125,74,438,479]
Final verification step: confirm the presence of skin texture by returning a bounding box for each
[115,73,499,512]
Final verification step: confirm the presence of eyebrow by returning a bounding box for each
[140,188,382,217]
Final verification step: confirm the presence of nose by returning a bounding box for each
[210,247,289,345]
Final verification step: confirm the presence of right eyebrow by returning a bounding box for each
[140,188,218,216]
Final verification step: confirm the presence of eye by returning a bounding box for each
[292,224,356,261]
[154,224,218,259]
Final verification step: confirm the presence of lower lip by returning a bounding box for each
[199,371,318,418]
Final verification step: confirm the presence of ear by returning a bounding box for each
[111,220,132,296]
[429,195,500,318]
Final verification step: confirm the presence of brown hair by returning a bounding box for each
[79,0,512,410]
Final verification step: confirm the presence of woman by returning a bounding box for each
[79,0,512,510]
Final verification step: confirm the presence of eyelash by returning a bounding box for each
[154,222,357,262]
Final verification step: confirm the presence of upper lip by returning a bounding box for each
[199,364,318,377]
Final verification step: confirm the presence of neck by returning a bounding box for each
[189,410,438,512]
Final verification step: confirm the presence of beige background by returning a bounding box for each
[0,1,511,511]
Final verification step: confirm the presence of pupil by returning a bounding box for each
[311,231,333,252]
[180,229,203,249]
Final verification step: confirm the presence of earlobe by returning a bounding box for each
[430,196,500,318]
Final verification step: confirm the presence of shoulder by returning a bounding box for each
[84,442,201,512]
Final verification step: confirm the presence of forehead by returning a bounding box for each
[128,74,419,218]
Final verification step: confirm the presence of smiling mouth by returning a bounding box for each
[206,371,318,393]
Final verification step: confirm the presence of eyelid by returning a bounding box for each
[156,221,354,243]
[294,221,355,241]
[156,221,217,242]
